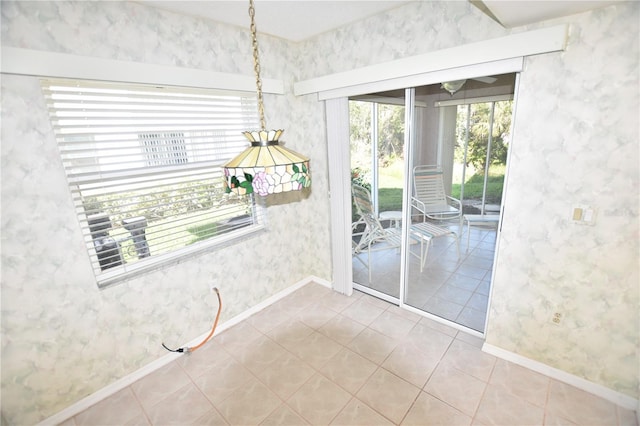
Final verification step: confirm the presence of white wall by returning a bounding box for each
[297,0,639,403]
[0,1,331,424]
[1,1,638,424]
[487,3,639,399]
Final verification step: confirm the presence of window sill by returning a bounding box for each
[96,224,266,289]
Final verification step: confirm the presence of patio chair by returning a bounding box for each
[411,165,462,222]
[352,184,402,282]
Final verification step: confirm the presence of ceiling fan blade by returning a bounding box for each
[472,76,498,84]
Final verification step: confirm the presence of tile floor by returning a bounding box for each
[353,220,496,332]
[63,283,637,426]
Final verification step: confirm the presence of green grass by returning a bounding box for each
[379,188,403,212]
[376,173,505,214]
[352,158,505,221]
[378,159,404,213]
[451,172,504,203]
[379,160,404,188]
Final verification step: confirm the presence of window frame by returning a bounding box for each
[42,78,267,288]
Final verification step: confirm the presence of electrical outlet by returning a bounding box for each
[551,312,562,325]
[572,205,597,225]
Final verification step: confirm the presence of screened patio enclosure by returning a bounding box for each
[349,73,516,333]
[350,98,405,298]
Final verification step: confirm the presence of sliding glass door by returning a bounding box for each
[350,97,406,301]
[347,74,515,333]
[403,85,514,333]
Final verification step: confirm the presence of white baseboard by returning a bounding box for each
[482,343,639,412]
[38,276,331,426]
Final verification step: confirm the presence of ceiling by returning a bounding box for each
[474,0,620,28]
[138,0,621,42]
[138,1,410,42]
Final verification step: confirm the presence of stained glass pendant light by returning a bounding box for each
[223,0,311,196]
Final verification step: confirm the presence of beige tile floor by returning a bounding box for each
[63,283,637,426]
[353,221,495,332]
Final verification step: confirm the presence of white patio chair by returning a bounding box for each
[411,165,462,222]
[352,184,401,282]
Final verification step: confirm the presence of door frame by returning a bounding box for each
[318,24,568,294]
[348,88,416,305]
[324,59,523,297]
[317,26,566,332]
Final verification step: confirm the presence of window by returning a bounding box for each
[42,78,264,287]
[139,132,188,166]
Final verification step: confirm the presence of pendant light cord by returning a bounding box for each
[162,287,222,354]
[248,0,266,130]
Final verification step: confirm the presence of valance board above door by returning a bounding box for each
[294,25,567,100]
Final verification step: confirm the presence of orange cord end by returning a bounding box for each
[187,288,222,353]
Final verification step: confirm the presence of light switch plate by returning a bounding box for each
[572,205,596,225]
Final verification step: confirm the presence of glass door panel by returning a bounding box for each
[350,98,405,300]
[452,101,511,215]
[348,74,514,331]
[404,92,513,333]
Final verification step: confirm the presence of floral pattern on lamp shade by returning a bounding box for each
[223,129,311,196]
[224,161,311,196]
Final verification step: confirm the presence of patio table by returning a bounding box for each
[463,214,500,252]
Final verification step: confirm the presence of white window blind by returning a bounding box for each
[139,131,188,166]
[41,78,264,287]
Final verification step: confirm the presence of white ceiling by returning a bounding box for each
[138,1,411,42]
[478,0,621,28]
[138,0,621,42]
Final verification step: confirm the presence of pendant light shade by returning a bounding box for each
[223,0,311,197]
[223,130,311,196]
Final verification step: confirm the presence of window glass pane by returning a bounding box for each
[42,78,263,287]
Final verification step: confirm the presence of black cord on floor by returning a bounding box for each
[161,342,187,353]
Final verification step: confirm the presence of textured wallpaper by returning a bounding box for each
[1,0,638,424]
[486,4,639,399]
[0,1,330,424]
[296,0,506,80]
[295,0,639,403]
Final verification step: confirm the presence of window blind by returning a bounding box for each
[41,78,264,287]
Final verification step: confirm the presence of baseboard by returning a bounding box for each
[482,343,639,412]
[38,276,331,426]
